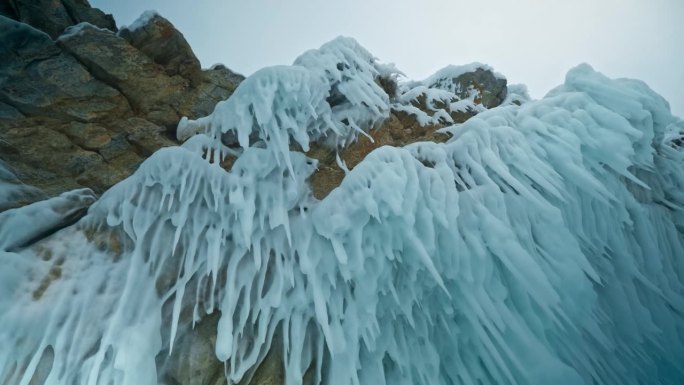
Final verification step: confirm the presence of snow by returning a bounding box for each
[57,22,107,40]
[121,10,160,33]
[1,37,684,385]
[501,83,531,105]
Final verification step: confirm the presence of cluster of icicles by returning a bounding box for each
[1,37,683,385]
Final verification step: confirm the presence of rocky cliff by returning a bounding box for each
[0,1,243,203]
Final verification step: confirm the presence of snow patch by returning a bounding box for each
[120,10,160,33]
[57,22,108,40]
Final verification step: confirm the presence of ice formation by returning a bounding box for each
[1,37,683,385]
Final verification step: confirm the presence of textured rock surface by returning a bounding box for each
[0,16,130,122]
[1,0,116,38]
[0,9,242,200]
[57,23,189,127]
[120,13,202,84]
[61,0,116,32]
[308,110,452,199]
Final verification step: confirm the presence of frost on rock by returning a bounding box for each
[1,34,683,385]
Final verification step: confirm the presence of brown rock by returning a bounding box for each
[76,157,140,192]
[181,66,244,119]
[116,117,177,156]
[0,122,102,194]
[57,23,189,127]
[0,16,131,122]
[3,0,116,38]
[120,13,202,84]
[308,112,451,199]
[0,15,242,199]
[58,122,111,150]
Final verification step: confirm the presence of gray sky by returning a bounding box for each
[92,0,684,117]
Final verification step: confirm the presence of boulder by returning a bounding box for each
[1,0,115,38]
[0,16,130,122]
[61,0,116,32]
[1,12,242,198]
[9,0,73,38]
[120,12,202,84]
[1,121,106,195]
[0,116,178,195]
[57,23,189,127]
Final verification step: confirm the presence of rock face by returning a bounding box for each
[61,0,116,31]
[0,8,243,200]
[58,23,190,127]
[0,16,129,122]
[119,13,203,84]
[1,0,116,38]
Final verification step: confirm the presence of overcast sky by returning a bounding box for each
[91,0,684,117]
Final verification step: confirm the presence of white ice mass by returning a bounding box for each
[1,37,683,385]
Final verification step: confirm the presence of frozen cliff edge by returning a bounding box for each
[1,37,684,385]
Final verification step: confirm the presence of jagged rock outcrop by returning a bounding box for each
[61,0,116,31]
[0,0,116,38]
[0,7,243,201]
[0,16,129,122]
[119,12,203,84]
[58,23,190,127]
